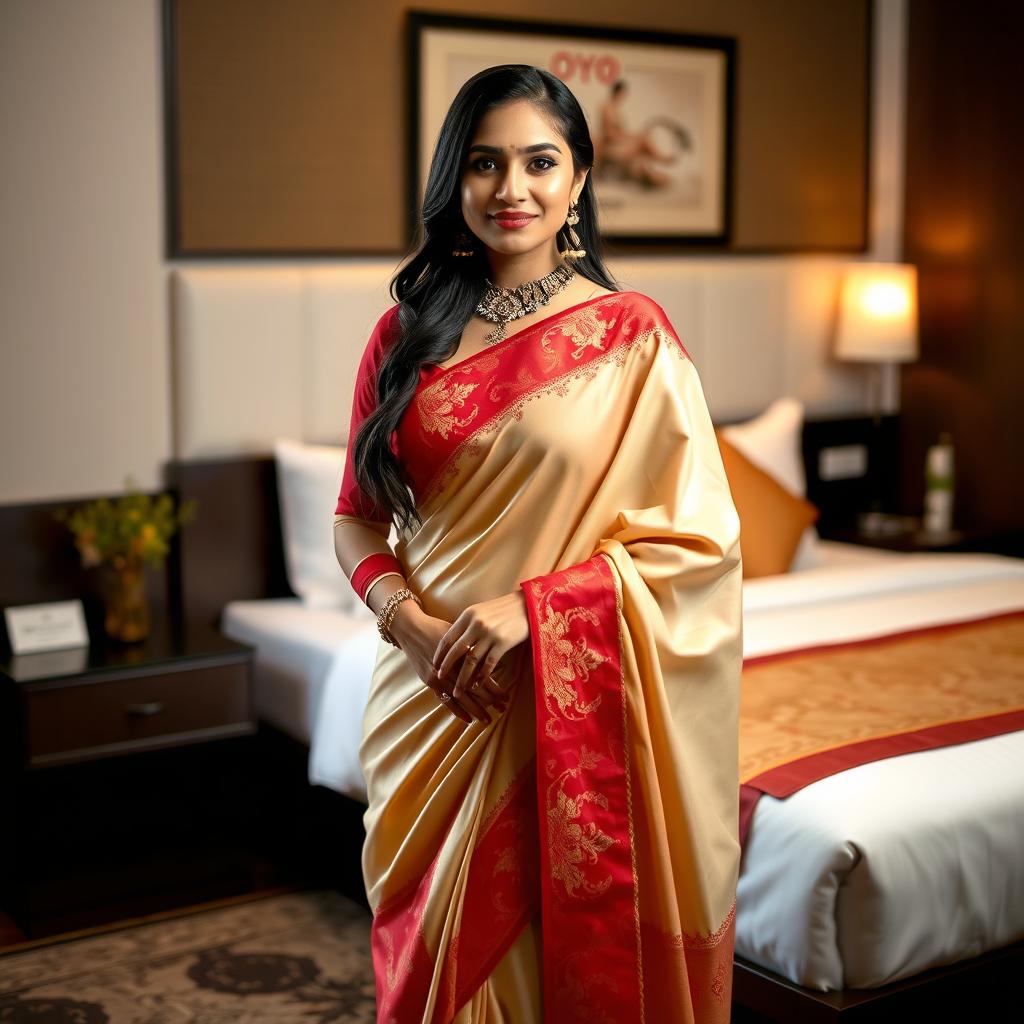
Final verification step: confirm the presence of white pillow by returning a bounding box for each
[718,398,821,571]
[273,438,395,615]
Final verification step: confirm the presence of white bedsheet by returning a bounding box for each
[220,598,368,743]
[223,542,1024,992]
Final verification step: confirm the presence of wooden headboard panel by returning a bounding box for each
[164,456,293,631]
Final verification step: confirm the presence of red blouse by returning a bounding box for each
[334,301,476,521]
[334,304,403,523]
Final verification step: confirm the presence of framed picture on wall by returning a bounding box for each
[408,11,735,246]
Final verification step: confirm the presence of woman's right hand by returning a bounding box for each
[391,604,510,725]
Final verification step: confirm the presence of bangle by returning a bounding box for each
[377,587,421,648]
[365,571,405,602]
[351,552,404,604]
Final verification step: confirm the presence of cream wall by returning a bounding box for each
[0,0,168,505]
[0,0,906,506]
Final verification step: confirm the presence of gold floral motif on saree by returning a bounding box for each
[547,744,617,900]
[555,951,618,1024]
[490,817,528,917]
[379,916,417,993]
[486,364,537,404]
[532,594,607,738]
[710,958,729,1003]
[535,302,619,367]
[415,376,481,440]
[528,563,626,909]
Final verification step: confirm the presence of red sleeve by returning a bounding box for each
[334,304,401,522]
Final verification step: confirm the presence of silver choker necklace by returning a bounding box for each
[476,261,576,343]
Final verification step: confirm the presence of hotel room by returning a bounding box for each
[1,0,1021,1020]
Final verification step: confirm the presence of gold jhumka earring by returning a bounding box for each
[558,199,587,261]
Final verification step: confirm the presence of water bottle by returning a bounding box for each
[923,431,954,534]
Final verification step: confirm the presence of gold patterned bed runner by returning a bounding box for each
[739,609,1024,794]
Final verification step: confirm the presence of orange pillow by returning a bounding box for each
[714,429,820,578]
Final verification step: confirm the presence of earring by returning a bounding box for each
[452,230,475,258]
[559,199,587,261]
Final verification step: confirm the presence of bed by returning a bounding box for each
[166,263,1021,1019]
[218,537,1024,1004]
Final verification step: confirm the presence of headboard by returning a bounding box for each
[165,259,894,627]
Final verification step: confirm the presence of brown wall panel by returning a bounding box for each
[900,0,1024,531]
[167,0,869,255]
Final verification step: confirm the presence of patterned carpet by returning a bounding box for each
[0,888,376,1022]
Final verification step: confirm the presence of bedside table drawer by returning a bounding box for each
[25,661,253,766]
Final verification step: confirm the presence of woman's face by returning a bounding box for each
[460,100,588,260]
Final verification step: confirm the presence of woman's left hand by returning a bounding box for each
[431,590,531,709]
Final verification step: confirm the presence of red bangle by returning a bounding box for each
[350,552,405,604]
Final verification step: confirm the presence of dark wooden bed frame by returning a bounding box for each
[155,411,1018,1021]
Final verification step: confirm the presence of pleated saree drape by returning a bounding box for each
[334,291,744,1023]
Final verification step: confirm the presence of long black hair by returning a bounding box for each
[352,64,621,535]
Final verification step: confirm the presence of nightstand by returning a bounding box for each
[819,516,1024,557]
[0,618,262,942]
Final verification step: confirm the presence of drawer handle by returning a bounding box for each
[126,701,164,717]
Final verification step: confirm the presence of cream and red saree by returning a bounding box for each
[335,291,744,1023]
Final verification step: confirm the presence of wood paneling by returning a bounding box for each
[165,0,869,255]
[900,0,1024,531]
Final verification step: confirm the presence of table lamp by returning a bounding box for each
[834,262,919,535]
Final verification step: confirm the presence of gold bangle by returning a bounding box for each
[383,588,416,639]
[377,587,421,648]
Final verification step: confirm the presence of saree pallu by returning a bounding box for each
[347,292,743,1023]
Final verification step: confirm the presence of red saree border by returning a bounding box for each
[447,758,540,1017]
[521,551,645,1023]
[371,757,541,1022]
[738,607,1024,849]
[371,848,441,1022]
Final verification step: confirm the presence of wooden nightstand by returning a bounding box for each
[819,515,1024,557]
[0,618,263,942]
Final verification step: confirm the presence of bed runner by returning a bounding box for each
[739,608,1024,846]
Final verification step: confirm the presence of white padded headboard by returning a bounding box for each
[170,257,869,460]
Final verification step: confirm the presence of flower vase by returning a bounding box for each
[102,550,151,642]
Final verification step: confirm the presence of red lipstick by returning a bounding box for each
[491,212,537,230]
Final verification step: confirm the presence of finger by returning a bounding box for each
[478,674,509,700]
[432,632,450,673]
[460,687,493,724]
[467,648,502,694]
[481,685,510,709]
[435,663,488,723]
[437,634,474,682]
[432,626,458,673]
[452,644,489,701]
[473,676,508,709]
[434,621,474,677]
[434,686,473,724]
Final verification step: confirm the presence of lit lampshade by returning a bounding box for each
[835,263,919,362]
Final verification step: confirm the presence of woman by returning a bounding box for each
[333,64,742,1024]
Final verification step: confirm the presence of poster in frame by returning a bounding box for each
[408,11,735,246]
